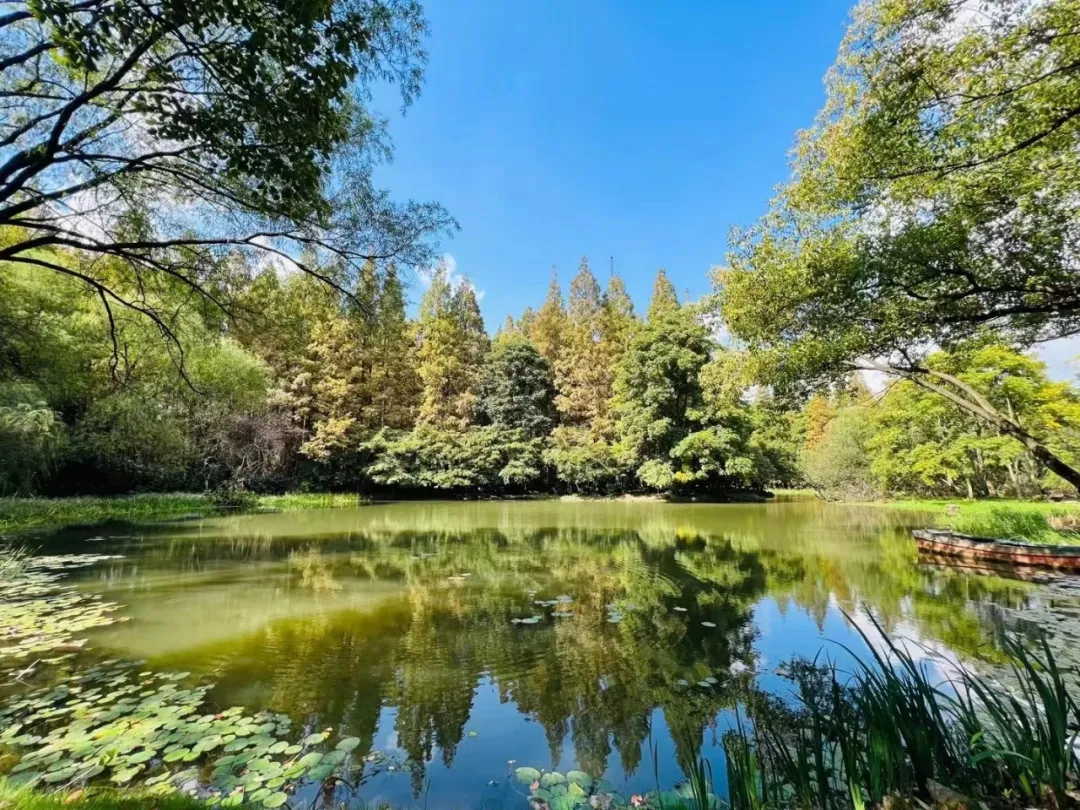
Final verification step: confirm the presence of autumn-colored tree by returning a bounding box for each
[556,258,610,429]
[415,265,489,429]
[527,269,568,370]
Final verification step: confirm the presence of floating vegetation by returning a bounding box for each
[673,607,687,613]
[511,615,543,625]
[700,621,716,628]
[0,662,391,806]
[0,551,410,807]
[514,766,625,810]
[0,554,126,667]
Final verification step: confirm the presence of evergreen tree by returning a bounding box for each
[478,335,556,437]
[614,273,756,492]
[596,273,639,437]
[556,258,609,428]
[371,267,421,430]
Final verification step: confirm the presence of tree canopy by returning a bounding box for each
[0,0,454,366]
[717,0,1080,489]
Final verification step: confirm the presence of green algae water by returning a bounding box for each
[9,497,1055,807]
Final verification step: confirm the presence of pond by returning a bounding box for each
[1,497,1060,808]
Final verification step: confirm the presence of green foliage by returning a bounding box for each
[802,406,881,501]
[717,0,1080,489]
[0,385,63,496]
[363,426,546,492]
[727,619,1080,810]
[0,0,452,335]
[801,344,1080,500]
[0,779,204,810]
[478,336,556,437]
[415,266,490,429]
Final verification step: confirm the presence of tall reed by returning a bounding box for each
[722,613,1079,810]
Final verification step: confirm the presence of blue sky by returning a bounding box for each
[374,0,1078,379]
[375,0,853,320]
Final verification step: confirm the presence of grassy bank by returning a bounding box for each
[0,492,365,536]
[875,498,1080,544]
[0,781,204,810]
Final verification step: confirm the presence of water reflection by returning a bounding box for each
[49,499,1041,806]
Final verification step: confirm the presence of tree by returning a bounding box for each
[615,275,741,492]
[527,269,568,370]
[415,264,488,429]
[0,0,454,365]
[478,335,556,437]
[556,257,609,428]
[866,343,1080,497]
[718,0,1080,490]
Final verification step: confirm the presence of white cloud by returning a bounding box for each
[417,252,486,301]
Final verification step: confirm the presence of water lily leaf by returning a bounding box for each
[297,752,323,769]
[263,792,289,808]
[540,771,566,788]
[302,732,327,747]
[551,794,583,810]
[335,737,360,752]
[164,748,190,762]
[322,750,346,767]
[567,770,593,789]
[532,789,553,802]
[701,621,716,628]
[110,766,143,784]
[126,750,154,764]
[515,766,542,783]
[308,762,335,781]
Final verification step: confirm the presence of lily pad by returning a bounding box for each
[541,771,566,788]
[515,766,542,783]
[566,770,593,789]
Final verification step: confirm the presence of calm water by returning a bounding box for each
[35,498,1045,807]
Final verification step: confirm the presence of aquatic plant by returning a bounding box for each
[0,554,127,668]
[0,661,384,808]
[722,613,1080,810]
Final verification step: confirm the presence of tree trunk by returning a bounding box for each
[852,358,1080,493]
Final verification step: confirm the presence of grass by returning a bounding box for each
[0,780,204,810]
[725,614,1080,810]
[0,492,367,536]
[878,498,1080,544]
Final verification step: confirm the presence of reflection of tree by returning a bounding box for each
[129,500,1043,793]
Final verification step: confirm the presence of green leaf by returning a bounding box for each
[334,737,360,752]
[567,770,593,789]
[263,792,289,808]
[515,766,542,784]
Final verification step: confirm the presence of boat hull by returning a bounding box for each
[912,529,1080,571]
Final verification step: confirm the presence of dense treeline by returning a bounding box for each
[6,242,1080,500]
[0,251,799,497]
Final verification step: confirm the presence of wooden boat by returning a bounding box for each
[912,529,1080,572]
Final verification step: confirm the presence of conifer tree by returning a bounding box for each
[556,257,609,428]
[528,269,568,370]
[416,264,489,429]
